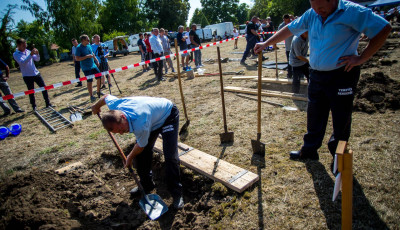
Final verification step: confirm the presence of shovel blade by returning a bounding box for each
[139,194,168,220]
[219,132,234,144]
[179,120,190,135]
[74,112,82,121]
[70,114,77,122]
[251,139,265,157]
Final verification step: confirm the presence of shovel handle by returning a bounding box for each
[217,46,228,133]
[97,113,146,197]
[275,47,278,79]
[257,52,262,135]
[174,38,189,121]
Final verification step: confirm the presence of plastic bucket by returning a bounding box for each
[9,123,22,136]
[0,126,9,140]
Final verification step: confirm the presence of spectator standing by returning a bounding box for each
[189,24,203,69]
[233,27,239,49]
[254,0,391,168]
[75,34,101,101]
[177,26,190,71]
[92,34,111,89]
[278,14,294,78]
[185,27,193,62]
[71,38,82,87]
[0,58,24,115]
[159,28,175,74]
[240,16,261,65]
[144,33,153,69]
[149,28,165,81]
[289,32,309,93]
[13,38,53,110]
[137,33,148,72]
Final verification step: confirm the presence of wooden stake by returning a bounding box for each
[275,46,278,79]
[174,38,189,121]
[336,141,353,230]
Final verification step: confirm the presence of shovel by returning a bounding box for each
[69,107,82,122]
[97,114,168,220]
[174,38,190,135]
[217,46,234,144]
[251,52,266,157]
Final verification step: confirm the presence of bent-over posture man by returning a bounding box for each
[92,94,184,209]
[289,31,309,93]
[255,0,391,171]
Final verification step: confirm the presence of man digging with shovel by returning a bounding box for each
[92,94,184,209]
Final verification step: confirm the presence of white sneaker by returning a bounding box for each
[196,65,200,69]
[199,64,204,67]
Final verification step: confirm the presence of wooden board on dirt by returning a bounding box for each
[224,86,308,101]
[153,139,259,193]
[232,76,308,85]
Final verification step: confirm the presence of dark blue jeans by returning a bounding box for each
[135,105,182,196]
[241,36,258,62]
[22,74,50,108]
[74,61,81,80]
[292,63,310,93]
[285,51,293,78]
[301,66,360,157]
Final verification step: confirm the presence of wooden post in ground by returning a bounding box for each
[336,141,353,230]
[275,46,278,79]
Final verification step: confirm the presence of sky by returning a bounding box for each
[0,0,254,28]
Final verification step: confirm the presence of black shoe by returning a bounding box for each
[46,103,55,108]
[100,84,106,89]
[32,106,37,111]
[173,195,184,209]
[158,77,166,81]
[240,61,246,65]
[15,109,24,113]
[3,110,10,116]
[262,56,268,61]
[75,83,82,87]
[289,150,319,161]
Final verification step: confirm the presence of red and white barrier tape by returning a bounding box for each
[1,31,276,102]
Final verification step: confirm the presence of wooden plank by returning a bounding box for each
[153,139,259,193]
[224,86,308,101]
[232,76,308,85]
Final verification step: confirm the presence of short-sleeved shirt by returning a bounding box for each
[185,31,191,45]
[137,39,146,54]
[105,95,173,147]
[177,32,188,50]
[0,58,8,78]
[144,38,152,52]
[75,44,97,71]
[278,22,294,51]
[189,30,201,46]
[246,22,259,39]
[91,43,109,64]
[159,35,170,53]
[288,0,389,71]
[289,35,309,67]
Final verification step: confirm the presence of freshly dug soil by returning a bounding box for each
[354,72,400,114]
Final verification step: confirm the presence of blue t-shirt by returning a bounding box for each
[91,43,108,64]
[75,44,97,71]
[288,0,389,71]
[105,95,173,147]
[177,32,188,50]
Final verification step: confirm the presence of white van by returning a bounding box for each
[127,34,140,53]
[205,22,234,40]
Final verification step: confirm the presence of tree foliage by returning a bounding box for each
[0,5,17,68]
[249,0,310,25]
[142,0,190,31]
[45,0,102,49]
[99,0,141,34]
[102,31,126,41]
[236,3,250,24]
[190,8,209,27]
[200,0,239,24]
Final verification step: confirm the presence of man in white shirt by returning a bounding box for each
[149,28,165,81]
[185,27,193,62]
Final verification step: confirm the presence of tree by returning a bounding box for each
[200,0,239,24]
[99,0,141,34]
[45,0,102,49]
[190,8,209,27]
[142,0,190,31]
[0,5,17,68]
[236,3,249,24]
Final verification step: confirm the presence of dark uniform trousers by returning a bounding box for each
[135,105,182,197]
[301,66,360,157]
[241,36,258,62]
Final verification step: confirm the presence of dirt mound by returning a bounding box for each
[354,72,400,113]
[0,153,231,229]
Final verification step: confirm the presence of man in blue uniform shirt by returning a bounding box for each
[92,94,184,209]
[254,0,391,170]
